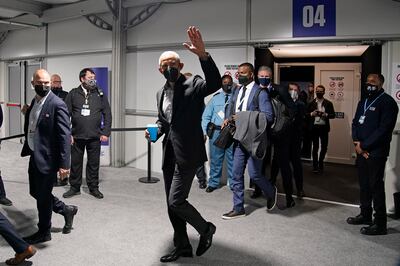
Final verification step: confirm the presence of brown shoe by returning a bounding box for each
[5,245,37,265]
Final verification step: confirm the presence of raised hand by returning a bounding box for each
[183,26,208,59]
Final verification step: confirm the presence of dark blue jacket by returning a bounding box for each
[21,91,71,174]
[352,89,399,158]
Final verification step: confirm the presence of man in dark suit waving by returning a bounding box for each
[21,69,78,244]
[145,26,220,263]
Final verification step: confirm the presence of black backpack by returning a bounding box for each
[253,88,294,137]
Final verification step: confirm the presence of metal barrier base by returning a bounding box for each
[139,177,160,183]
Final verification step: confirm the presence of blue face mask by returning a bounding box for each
[258,77,271,87]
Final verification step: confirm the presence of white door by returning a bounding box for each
[314,63,361,165]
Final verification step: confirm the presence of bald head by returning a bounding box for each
[31,69,51,97]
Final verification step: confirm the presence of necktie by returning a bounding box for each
[237,87,247,111]
[225,94,229,103]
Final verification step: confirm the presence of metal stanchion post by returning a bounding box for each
[139,140,160,183]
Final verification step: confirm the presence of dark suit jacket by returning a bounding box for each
[156,55,221,169]
[307,98,335,132]
[268,83,296,122]
[21,91,71,174]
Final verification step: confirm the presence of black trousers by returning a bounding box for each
[28,156,66,233]
[163,141,208,248]
[357,155,387,226]
[290,135,304,192]
[312,126,329,169]
[0,174,7,198]
[270,136,293,198]
[70,138,101,191]
[0,212,29,254]
[196,164,207,184]
[301,129,313,159]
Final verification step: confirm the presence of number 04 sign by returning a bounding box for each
[293,0,336,37]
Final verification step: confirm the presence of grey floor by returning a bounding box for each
[0,141,399,266]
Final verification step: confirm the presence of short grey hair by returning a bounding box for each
[258,65,273,75]
[158,51,180,66]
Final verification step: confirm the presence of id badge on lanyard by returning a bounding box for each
[81,96,90,116]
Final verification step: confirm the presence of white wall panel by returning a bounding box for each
[0,28,46,59]
[127,0,246,46]
[48,16,112,54]
[47,54,111,92]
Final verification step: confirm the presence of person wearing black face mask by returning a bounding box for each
[21,69,78,244]
[348,73,399,236]
[256,66,297,208]
[221,63,277,219]
[63,68,112,199]
[201,75,235,193]
[307,85,335,174]
[50,74,68,101]
[145,26,220,262]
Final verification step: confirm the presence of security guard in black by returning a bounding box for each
[63,68,112,199]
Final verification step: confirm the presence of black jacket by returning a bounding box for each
[52,88,68,101]
[352,89,398,158]
[156,55,221,169]
[65,86,112,139]
[307,98,335,132]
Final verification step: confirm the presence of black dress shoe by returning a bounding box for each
[250,188,262,199]
[205,186,217,193]
[199,182,207,189]
[23,231,51,244]
[160,246,193,263]
[63,205,78,234]
[89,189,104,199]
[196,222,216,256]
[0,197,13,206]
[286,196,295,208]
[267,186,277,211]
[63,188,80,198]
[54,178,68,187]
[360,224,387,235]
[346,214,372,225]
[297,190,305,199]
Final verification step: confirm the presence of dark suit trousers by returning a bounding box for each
[29,156,66,233]
[0,212,29,254]
[271,137,294,198]
[357,155,387,225]
[70,138,101,191]
[0,174,7,198]
[163,141,208,248]
[312,126,329,169]
[290,135,304,192]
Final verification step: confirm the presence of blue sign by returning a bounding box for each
[92,67,109,146]
[293,0,336,37]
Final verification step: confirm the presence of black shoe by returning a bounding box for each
[267,186,277,211]
[297,190,305,199]
[196,222,216,256]
[0,197,13,206]
[199,182,207,189]
[346,214,372,225]
[221,210,246,220]
[63,188,80,198]
[312,167,319,174]
[286,196,295,208]
[62,205,78,234]
[54,178,68,187]
[250,188,262,199]
[89,189,104,199]
[23,231,51,244]
[160,245,193,263]
[205,186,217,193]
[360,224,387,235]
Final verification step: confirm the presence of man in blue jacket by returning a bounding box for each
[221,63,277,220]
[201,74,234,192]
[347,73,399,235]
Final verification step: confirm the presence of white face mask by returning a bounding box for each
[289,90,298,101]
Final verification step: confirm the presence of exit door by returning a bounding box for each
[275,62,361,165]
[6,60,41,138]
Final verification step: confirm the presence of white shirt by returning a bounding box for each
[235,81,255,112]
[314,98,326,125]
[28,93,50,151]
[80,85,88,96]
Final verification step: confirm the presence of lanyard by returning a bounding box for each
[363,92,384,115]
